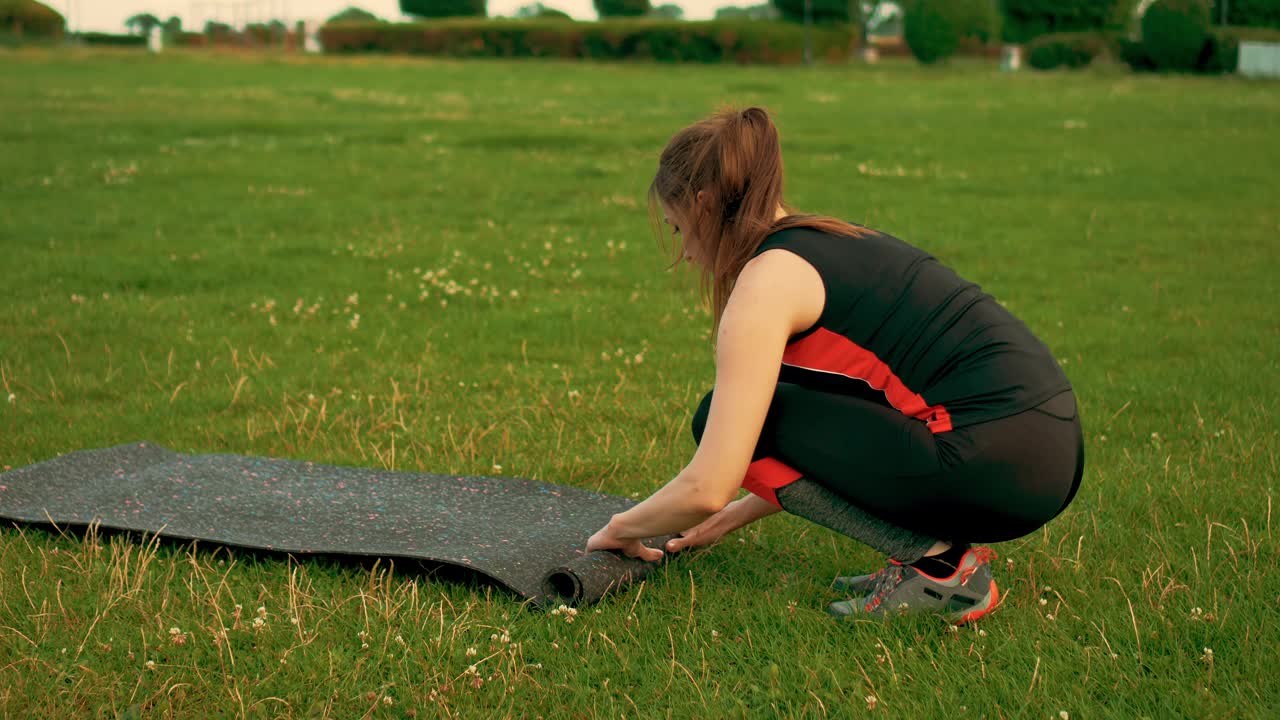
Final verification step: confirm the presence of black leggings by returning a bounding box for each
[692,384,1084,544]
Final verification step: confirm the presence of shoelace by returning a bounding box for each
[960,547,998,584]
[862,564,907,612]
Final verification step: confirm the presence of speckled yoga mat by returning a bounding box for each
[0,441,674,607]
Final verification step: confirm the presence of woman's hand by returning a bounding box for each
[586,520,665,562]
[665,494,780,553]
[663,510,731,553]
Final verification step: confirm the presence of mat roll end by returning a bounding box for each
[539,536,675,608]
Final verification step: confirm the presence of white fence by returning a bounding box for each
[1239,42,1280,79]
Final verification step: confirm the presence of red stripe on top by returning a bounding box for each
[783,327,954,434]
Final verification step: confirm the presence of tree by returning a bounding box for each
[204,20,234,39]
[649,3,684,19]
[327,6,381,23]
[594,0,651,18]
[162,15,182,36]
[998,0,1128,43]
[1211,0,1280,28]
[125,12,162,36]
[772,0,862,24]
[514,2,572,18]
[399,0,487,18]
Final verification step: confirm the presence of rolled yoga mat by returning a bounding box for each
[0,441,676,607]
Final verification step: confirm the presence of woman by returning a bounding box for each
[586,107,1083,624]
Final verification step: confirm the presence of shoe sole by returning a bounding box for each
[952,580,1000,625]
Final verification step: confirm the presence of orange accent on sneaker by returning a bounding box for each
[956,580,1001,625]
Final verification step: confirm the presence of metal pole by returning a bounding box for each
[804,0,813,66]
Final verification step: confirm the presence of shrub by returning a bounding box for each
[904,0,960,63]
[594,0,650,18]
[1026,30,1109,68]
[1210,0,1280,29]
[173,31,207,47]
[772,0,860,25]
[0,0,65,37]
[78,31,149,47]
[1199,25,1280,72]
[1141,0,1210,71]
[1117,36,1157,69]
[999,0,1128,44]
[318,19,854,64]
[400,0,486,19]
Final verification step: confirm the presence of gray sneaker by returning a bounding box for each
[830,573,879,595]
[827,547,1001,625]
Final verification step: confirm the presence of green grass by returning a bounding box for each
[1,48,1278,718]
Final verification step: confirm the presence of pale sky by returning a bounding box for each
[46,0,756,32]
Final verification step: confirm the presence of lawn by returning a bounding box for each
[1,48,1277,718]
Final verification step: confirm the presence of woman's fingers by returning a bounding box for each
[666,528,720,553]
[625,539,664,562]
[665,530,695,552]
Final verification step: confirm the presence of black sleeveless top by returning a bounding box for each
[752,225,1071,432]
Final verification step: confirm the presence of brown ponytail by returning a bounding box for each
[648,106,868,334]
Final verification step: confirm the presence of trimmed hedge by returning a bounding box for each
[904,0,999,64]
[1119,24,1280,73]
[400,0,486,18]
[904,0,957,63]
[773,0,859,24]
[1141,0,1210,72]
[1026,31,1109,69]
[319,19,856,63]
[595,0,650,18]
[1117,37,1157,70]
[173,31,208,47]
[78,32,148,47]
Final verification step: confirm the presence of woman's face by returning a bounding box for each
[662,201,705,267]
